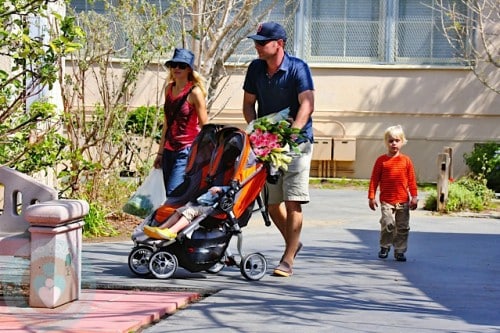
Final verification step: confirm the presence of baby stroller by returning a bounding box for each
[128,126,272,281]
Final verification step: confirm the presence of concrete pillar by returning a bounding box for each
[25,199,89,308]
[28,221,84,308]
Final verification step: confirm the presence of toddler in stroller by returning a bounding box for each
[143,185,229,240]
[128,126,271,281]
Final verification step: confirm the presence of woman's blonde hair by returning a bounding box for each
[384,125,407,145]
[168,68,207,97]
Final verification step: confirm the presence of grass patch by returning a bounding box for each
[309,178,369,189]
[310,178,435,193]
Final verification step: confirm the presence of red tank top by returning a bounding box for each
[164,82,201,151]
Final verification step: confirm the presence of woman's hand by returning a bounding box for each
[153,154,162,169]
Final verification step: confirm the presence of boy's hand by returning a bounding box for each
[410,197,418,210]
[209,186,222,194]
[368,199,378,211]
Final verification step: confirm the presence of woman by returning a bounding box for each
[154,48,208,196]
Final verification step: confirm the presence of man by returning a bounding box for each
[243,22,314,277]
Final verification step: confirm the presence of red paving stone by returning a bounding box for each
[0,289,199,332]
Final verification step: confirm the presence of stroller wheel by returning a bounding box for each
[205,262,225,274]
[240,252,267,281]
[148,250,178,279]
[128,246,153,277]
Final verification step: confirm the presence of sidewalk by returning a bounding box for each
[0,289,198,332]
[1,189,499,332]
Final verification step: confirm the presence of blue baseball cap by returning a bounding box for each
[247,22,287,42]
[165,48,194,68]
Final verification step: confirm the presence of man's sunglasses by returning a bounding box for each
[167,62,189,69]
[254,39,277,46]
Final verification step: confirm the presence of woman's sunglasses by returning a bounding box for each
[254,39,277,46]
[168,62,189,69]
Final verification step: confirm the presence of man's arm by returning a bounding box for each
[242,91,257,124]
[291,89,314,130]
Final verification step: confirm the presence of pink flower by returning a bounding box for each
[247,114,302,168]
[253,146,271,158]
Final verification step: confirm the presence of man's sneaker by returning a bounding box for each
[378,247,390,259]
[394,252,407,262]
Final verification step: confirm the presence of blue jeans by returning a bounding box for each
[161,147,190,196]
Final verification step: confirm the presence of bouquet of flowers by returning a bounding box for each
[246,108,302,172]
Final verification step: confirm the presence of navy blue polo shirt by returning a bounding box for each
[243,52,314,143]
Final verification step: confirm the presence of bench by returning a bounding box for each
[0,166,89,308]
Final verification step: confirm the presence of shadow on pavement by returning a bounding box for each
[349,228,500,327]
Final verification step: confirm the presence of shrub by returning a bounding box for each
[423,177,495,213]
[83,202,118,238]
[463,141,500,192]
[80,172,137,238]
[125,106,162,141]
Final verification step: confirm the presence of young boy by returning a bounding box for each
[368,125,418,262]
[144,186,228,240]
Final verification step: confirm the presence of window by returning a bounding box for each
[305,0,382,63]
[230,0,468,65]
[302,0,468,65]
[395,0,468,64]
[69,0,176,58]
[69,0,470,66]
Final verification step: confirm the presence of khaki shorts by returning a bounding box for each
[267,141,312,204]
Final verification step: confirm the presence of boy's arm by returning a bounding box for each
[408,158,418,210]
[368,158,381,210]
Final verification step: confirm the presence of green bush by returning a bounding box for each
[424,177,495,213]
[80,173,138,238]
[463,141,500,192]
[125,106,162,141]
[83,202,118,238]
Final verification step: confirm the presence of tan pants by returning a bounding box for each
[379,202,410,253]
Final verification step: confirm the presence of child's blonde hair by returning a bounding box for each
[384,125,407,145]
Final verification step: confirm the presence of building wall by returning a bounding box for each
[66,61,500,183]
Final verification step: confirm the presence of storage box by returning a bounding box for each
[333,137,356,161]
[312,137,332,160]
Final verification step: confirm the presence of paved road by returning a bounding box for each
[83,189,500,333]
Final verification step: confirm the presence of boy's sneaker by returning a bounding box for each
[394,252,407,262]
[378,247,390,259]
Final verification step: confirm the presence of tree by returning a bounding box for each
[0,0,83,172]
[59,0,293,200]
[436,0,499,94]
[60,0,179,198]
[175,0,292,111]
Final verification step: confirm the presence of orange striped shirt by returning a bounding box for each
[368,153,418,204]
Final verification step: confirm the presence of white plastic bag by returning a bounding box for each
[123,168,166,218]
[245,108,290,134]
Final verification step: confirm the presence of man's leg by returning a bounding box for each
[268,202,286,238]
[268,200,302,266]
[282,201,303,265]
